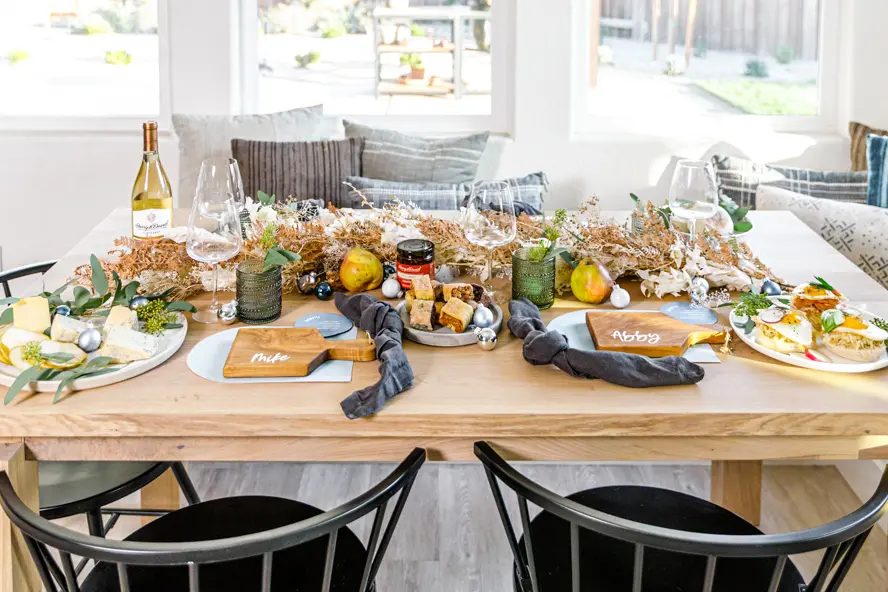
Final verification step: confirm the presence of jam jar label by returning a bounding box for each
[397,262,435,290]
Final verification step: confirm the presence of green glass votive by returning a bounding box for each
[511,248,556,310]
[236,260,282,324]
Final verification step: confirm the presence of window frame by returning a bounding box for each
[570,0,844,140]
[238,0,515,135]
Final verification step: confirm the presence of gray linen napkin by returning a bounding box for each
[508,299,705,387]
[334,293,414,418]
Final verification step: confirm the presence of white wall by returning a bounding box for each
[1,0,886,272]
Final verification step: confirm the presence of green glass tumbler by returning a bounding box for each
[236,260,282,324]
[511,248,556,310]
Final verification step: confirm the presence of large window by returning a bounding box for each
[0,0,160,117]
[577,0,836,131]
[253,0,493,116]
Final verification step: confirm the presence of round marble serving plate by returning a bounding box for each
[729,300,888,374]
[397,301,503,347]
[0,314,188,394]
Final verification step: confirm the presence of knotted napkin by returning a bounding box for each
[334,293,414,419]
[507,299,705,387]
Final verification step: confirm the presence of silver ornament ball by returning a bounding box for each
[472,305,495,329]
[381,277,402,299]
[218,300,238,325]
[760,279,782,296]
[77,328,103,353]
[297,272,319,295]
[690,277,710,296]
[129,296,150,310]
[474,327,497,351]
[609,285,631,309]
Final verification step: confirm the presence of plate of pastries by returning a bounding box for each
[398,275,503,347]
[729,277,888,373]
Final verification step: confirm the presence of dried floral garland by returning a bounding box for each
[72,197,777,301]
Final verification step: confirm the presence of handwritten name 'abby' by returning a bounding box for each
[611,330,661,344]
[251,352,291,364]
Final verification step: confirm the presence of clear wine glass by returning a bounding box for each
[196,157,245,209]
[461,181,517,299]
[668,159,719,244]
[186,191,243,323]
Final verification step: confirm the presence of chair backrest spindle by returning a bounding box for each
[59,551,79,592]
[260,552,272,592]
[701,555,717,592]
[808,544,840,592]
[359,501,387,592]
[321,529,338,592]
[483,466,530,583]
[517,495,540,592]
[116,563,131,592]
[766,555,787,592]
[632,544,644,592]
[570,522,580,592]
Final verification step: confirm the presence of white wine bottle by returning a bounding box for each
[131,121,173,240]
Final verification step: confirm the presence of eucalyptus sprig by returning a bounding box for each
[4,357,118,406]
[526,209,567,262]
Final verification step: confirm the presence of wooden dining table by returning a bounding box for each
[2,207,888,590]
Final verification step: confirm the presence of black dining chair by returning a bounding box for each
[1,262,201,572]
[475,442,888,592]
[0,447,426,592]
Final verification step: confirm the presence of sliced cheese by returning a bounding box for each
[97,326,158,364]
[104,306,138,335]
[12,297,51,334]
[1,327,49,350]
[50,315,90,343]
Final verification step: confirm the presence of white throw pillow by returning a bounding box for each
[172,106,327,202]
[757,185,888,289]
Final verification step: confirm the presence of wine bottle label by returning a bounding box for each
[132,209,172,239]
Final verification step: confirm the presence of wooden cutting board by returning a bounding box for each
[586,311,727,357]
[222,328,377,378]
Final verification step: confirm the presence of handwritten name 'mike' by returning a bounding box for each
[251,352,291,364]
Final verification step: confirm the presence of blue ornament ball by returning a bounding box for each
[382,262,397,280]
[314,281,334,301]
[129,296,150,310]
[53,305,72,318]
[760,279,782,296]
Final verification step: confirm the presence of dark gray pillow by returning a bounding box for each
[344,120,488,184]
[711,155,868,210]
[343,176,463,210]
[232,137,364,206]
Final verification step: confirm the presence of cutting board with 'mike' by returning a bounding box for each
[222,328,377,378]
[586,311,727,357]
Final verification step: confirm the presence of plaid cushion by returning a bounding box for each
[868,134,888,208]
[850,121,888,172]
[343,176,463,210]
[470,172,548,210]
[711,155,868,210]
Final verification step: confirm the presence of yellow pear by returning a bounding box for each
[570,260,614,304]
[339,248,384,293]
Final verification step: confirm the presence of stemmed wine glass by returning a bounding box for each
[668,159,719,245]
[461,181,517,299]
[186,191,243,323]
[196,157,245,209]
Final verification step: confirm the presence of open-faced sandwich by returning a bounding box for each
[404,274,489,333]
[819,308,888,363]
[791,277,847,330]
[753,307,814,354]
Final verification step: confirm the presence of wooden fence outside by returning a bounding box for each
[600,0,821,60]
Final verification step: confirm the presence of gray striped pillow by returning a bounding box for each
[344,120,488,184]
[232,137,364,206]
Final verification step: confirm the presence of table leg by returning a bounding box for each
[710,460,762,526]
[0,443,39,592]
[140,466,181,525]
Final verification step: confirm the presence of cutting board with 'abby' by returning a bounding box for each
[586,311,727,357]
[223,328,377,378]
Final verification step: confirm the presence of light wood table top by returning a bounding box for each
[2,207,888,462]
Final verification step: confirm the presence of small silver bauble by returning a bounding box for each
[760,279,782,296]
[129,296,150,310]
[474,327,497,351]
[472,305,495,329]
[381,277,403,299]
[434,264,455,284]
[77,328,103,353]
[690,277,709,305]
[297,272,319,296]
[609,285,631,309]
[218,300,238,325]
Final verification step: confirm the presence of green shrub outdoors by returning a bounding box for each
[775,44,794,65]
[320,22,346,38]
[598,45,614,65]
[400,54,423,69]
[410,23,425,37]
[84,14,112,35]
[105,50,133,66]
[696,80,817,116]
[7,50,30,64]
[663,54,685,76]
[295,50,321,68]
[744,58,769,78]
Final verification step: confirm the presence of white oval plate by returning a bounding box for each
[0,314,188,394]
[397,301,502,347]
[729,305,888,374]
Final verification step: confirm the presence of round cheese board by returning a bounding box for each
[397,301,503,347]
[0,314,187,394]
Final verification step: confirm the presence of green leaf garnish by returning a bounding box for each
[263,247,301,271]
[733,220,753,234]
[4,365,43,405]
[50,279,74,299]
[256,190,276,206]
[811,276,835,291]
[162,323,184,330]
[41,353,74,363]
[821,309,844,334]
[164,301,197,313]
[558,250,577,269]
[72,286,91,308]
[0,308,12,326]
[90,254,108,296]
[124,280,141,302]
[0,297,20,306]
[740,318,755,334]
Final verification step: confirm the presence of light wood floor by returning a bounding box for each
[59,463,886,591]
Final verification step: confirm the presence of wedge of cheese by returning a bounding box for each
[12,297,51,334]
[104,306,138,335]
[1,327,49,350]
[50,315,90,343]
[97,326,158,364]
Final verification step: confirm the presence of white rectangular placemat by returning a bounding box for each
[187,327,359,383]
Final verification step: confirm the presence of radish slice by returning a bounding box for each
[759,308,786,324]
[804,349,831,363]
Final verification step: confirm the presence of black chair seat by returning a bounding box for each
[82,496,369,592]
[515,486,806,592]
[39,462,170,520]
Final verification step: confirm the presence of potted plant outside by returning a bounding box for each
[400,53,424,79]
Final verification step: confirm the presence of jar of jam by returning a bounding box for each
[397,239,435,290]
